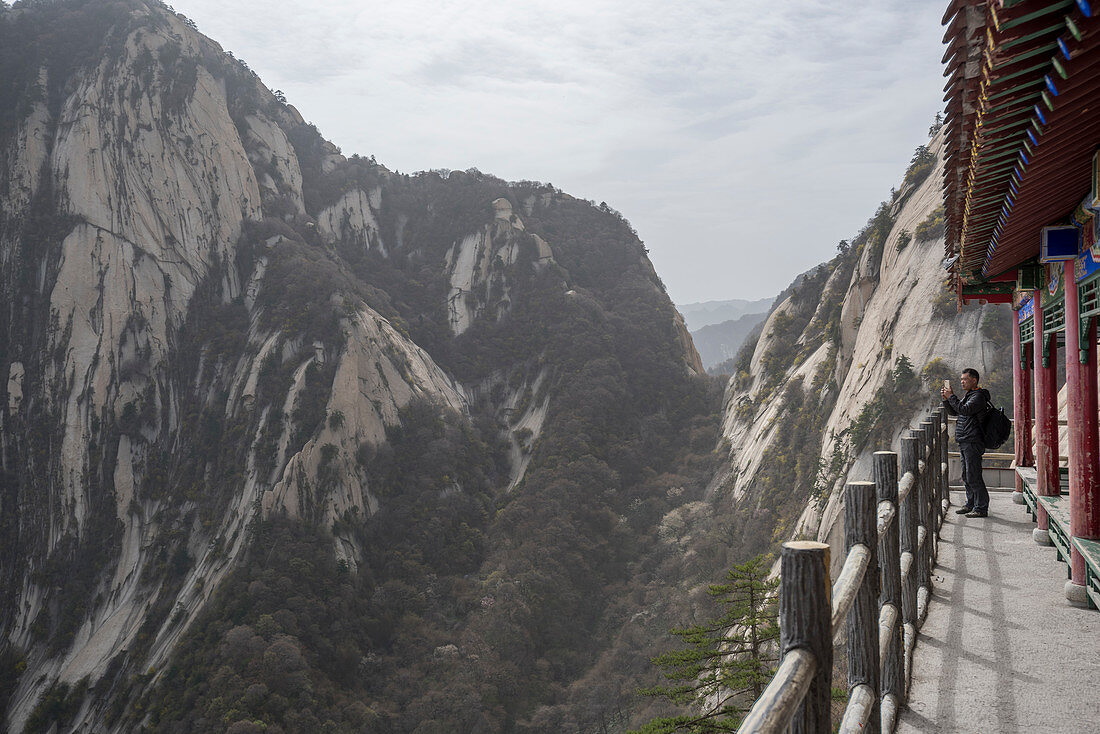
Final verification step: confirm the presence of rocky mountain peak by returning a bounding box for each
[0,2,717,730]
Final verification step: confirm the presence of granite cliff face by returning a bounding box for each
[713,129,1010,564]
[0,4,474,725]
[0,2,710,731]
[0,3,996,732]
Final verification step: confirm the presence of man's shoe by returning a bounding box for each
[955,506,973,515]
[965,510,988,518]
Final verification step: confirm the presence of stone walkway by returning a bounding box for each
[897,490,1100,733]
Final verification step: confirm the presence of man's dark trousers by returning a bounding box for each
[959,441,988,513]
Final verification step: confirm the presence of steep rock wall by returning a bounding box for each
[0,4,712,731]
[716,129,1006,562]
[0,5,475,728]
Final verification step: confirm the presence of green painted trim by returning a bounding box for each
[1066,16,1082,41]
[1080,268,1100,289]
[1076,275,1100,363]
[1052,56,1068,79]
[974,143,1028,163]
[992,43,1060,72]
[971,170,1019,189]
[987,91,1043,114]
[986,77,1045,102]
[964,215,1002,233]
[982,116,1038,138]
[979,170,1017,185]
[969,189,1011,207]
[998,1,1073,31]
[1038,494,1073,564]
[1001,23,1066,51]
[988,59,1051,84]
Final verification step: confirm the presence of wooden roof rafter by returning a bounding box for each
[941,0,1098,283]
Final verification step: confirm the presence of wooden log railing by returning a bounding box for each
[737,407,949,734]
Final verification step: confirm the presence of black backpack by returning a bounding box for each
[980,401,1012,450]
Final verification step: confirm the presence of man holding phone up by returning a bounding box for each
[941,368,991,518]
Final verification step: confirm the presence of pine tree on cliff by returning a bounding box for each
[633,555,779,733]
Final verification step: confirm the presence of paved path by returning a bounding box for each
[897,490,1100,733]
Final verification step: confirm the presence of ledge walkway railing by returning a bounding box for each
[737,407,950,734]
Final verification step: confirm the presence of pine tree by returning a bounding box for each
[632,555,779,733]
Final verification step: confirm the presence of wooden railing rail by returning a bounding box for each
[737,408,949,734]
[830,542,870,637]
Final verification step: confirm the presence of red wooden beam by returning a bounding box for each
[960,293,1015,304]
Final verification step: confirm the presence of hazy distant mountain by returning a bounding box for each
[677,296,774,331]
[692,312,770,371]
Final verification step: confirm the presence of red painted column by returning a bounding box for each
[1077,314,1100,547]
[1064,264,1100,603]
[1073,312,1100,543]
[1013,303,1034,508]
[1033,288,1060,546]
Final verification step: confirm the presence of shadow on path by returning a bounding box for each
[896,491,1100,734]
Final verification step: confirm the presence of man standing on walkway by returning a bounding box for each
[941,368,991,518]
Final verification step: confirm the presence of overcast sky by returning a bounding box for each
[168,0,948,304]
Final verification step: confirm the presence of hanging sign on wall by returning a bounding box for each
[1041,226,1081,262]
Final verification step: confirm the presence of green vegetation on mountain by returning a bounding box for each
[0,5,1020,734]
[902,145,936,191]
[915,205,945,243]
[0,3,745,728]
[633,556,777,734]
[725,235,861,549]
[118,400,505,733]
[723,177,966,548]
[847,355,926,452]
[108,173,735,730]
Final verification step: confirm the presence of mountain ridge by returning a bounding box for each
[676,296,774,332]
[0,2,723,730]
[0,2,1010,732]
[691,312,770,372]
[711,126,1011,570]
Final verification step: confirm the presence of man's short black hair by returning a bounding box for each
[963,367,980,382]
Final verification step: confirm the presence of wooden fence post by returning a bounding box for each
[937,407,950,512]
[913,425,933,604]
[875,451,904,720]
[845,481,880,734]
[920,419,938,561]
[899,434,920,689]
[780,541,832,734]
[737,414,949,731]
[929,412,943,538]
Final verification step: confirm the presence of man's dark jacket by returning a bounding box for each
[943,388,991,444]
